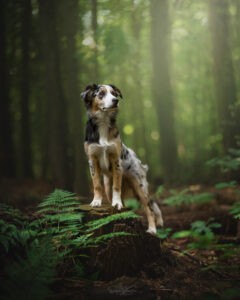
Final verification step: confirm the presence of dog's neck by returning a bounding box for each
[85,110,118,144]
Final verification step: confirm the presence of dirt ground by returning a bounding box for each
[0,179,240,299]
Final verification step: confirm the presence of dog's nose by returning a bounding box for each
[112,98,119,106]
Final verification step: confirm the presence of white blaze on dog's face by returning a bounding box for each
[81,84,123,114]
[98,85,119,111]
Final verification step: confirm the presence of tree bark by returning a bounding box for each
[91,0,99,82]
[0,0,15,178]
[150,0,178,182]
[20,0,33,177]
[130,1,149,162]
[38,0,70,188]
[59,0,90,196]
[208,0,238,151]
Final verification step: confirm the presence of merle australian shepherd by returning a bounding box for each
[81,84,163,234]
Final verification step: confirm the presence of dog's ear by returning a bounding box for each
[80,84,99,103]
[109,84,123,99]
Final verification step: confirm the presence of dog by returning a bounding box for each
[81,84,163,234]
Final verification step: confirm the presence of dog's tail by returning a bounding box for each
[149,199,164,227]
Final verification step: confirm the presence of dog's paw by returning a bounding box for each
[156,216,164,227]
[146,227,157,235]
[112,198,123,210]
[90,199,102,207]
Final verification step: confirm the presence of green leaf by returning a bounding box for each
[230,202,240,219]
[215,181,237,189]
[124,198,140,210]
[156,185,165,196]
[156,227,172,239]
[172,230,191,239]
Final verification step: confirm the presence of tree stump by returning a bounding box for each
[80,205,168,281]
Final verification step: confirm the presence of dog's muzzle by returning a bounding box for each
[112,98,119,108]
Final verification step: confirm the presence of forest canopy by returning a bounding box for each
[0,0,239,196]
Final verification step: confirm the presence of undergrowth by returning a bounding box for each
[0,189,138,299]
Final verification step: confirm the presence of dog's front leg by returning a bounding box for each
[110,156,123,210]
[89,156,103,207]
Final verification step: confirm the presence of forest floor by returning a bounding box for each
[0,179,240,300]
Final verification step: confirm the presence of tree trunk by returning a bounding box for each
[91,0,99,82]
[130,1,149,162]
[150,0,178,182]
[59,0,90,196]
[20,0,33,178]
[38,0,70,188]
[208,0,238,151]
[0,0,15,178]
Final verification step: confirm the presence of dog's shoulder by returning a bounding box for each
[85,117,99,144]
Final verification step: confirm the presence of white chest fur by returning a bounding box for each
[87,119,118,173]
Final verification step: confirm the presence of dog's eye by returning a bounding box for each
[99,91,105,99]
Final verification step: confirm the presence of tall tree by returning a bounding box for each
[38,0,70,188]
[209,0,238,151]
[150,0,178,182]
[0,0,15,178]
[130,0,149,160]
[20,0,33,177]
[91,0,99,82]
[59,0,90,195]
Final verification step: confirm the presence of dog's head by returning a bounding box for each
[81,84,123,114]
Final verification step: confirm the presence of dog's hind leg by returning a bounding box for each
[128,176,157,234]
[149,200,164,227]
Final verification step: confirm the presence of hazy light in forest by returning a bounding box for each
[138,147,146,157]
[82,36,96,48]
[178,144,186,158]
[144,100,152,108]
[123,124,134,135]
[151,131,159,141]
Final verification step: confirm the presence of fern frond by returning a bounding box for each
[85,211,139,232]
[2,239,57,300]
[0,203,26,225]
[41,213,83,223]
[71,233,94,247]
[89,232,132,244]
[38,189,77,211]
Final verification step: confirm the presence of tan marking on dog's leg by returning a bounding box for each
[144,204,157,234]
[129,177,157,234]
[89,157,103,207]
[103,175,112,204]
[110,156,123,210]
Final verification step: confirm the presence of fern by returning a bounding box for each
[0,203,26,225]
[36,189,83,236]
[215,181,237,189]
[38,189,80,212]
[163,189,214,206]
[172,219,221,249]
[1,239,57,300]
[0,204,37,252]
[206,148,240,173]
[85,211,139,232]
[89,232,132,244]
[156,227,172,239]
[230,202,240,219]
[0,219,18,252]
[1,189,141,290]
